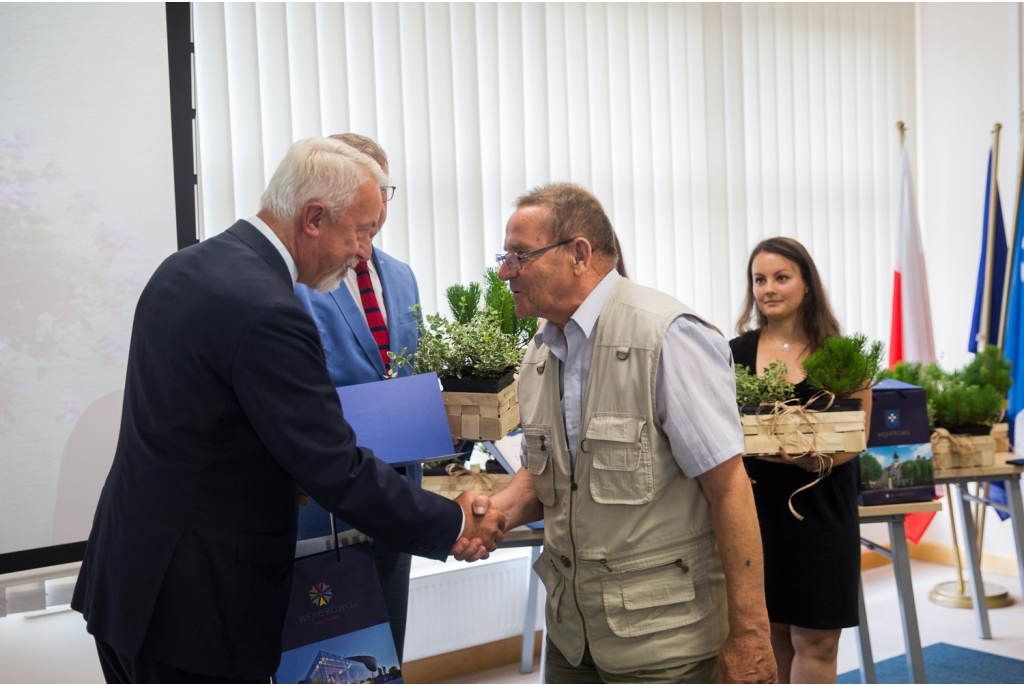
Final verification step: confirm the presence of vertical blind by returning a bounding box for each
[193,2,915,339]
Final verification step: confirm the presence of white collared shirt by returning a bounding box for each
[247,215,298,286]
[344,252,388,327]
[521,270,744,477]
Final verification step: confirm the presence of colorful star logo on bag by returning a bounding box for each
[309,582,332,606]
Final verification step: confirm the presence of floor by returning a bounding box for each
[446,560,1024,684]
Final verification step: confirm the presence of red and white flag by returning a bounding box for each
[889,147,936,369]
[889,147,938,543]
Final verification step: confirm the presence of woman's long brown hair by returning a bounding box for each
[735,236,841,352]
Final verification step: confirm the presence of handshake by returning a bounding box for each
[449,490,507,562]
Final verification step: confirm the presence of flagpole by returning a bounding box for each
[999,113,1024,348]
[979,124,1003,349]
[897,121,906,151]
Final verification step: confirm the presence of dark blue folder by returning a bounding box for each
[335,372,456,467]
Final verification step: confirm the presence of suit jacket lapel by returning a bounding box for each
[330,277,386,375]
[226,220,292,287]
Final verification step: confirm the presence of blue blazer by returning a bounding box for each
[294,247,424,539]
[71,222,460,680]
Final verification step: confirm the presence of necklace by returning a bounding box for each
[765,332,802,353]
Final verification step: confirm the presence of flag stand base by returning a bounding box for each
[928,581,1013,609]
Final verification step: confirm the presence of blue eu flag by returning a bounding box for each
[969,150,1008,354]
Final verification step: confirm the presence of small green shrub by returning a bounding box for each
[928,381,1004,429]
[734,361,796,410]
[802,334,884,398]
[959,345,1013,396]
[393,270,539,381]
[876,361,925,386]
[446,282,481,325]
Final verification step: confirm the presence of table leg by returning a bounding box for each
[540,616,548,685]
[856,576,876,684]
[520,546,542,673]
[956,484,992,639]
[888,519,927,683]
[1007,478,1024,613]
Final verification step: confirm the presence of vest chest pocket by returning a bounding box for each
[523,424,557,506]
[583,414,653,505]
[599,538,714,638]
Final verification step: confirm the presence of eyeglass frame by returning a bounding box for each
[494,238,576,273]
[381,186,396,202]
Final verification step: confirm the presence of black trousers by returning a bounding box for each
[371,538,413,664]
[94,637,257,684]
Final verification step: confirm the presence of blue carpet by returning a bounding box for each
[838,642,1024,683]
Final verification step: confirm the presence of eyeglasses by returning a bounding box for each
[494,238,575,273]
[381,186,396,202]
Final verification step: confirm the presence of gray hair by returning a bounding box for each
[259,137,389,222]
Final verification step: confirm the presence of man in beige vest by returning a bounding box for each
[490,184,776,684]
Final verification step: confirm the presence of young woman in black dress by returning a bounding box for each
[729,237,872,684]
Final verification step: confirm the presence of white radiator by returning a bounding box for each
[404,548,545,662]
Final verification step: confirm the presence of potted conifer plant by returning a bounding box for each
[392,268,537,441]
[738,334,881,456]
[880,346,1011,468]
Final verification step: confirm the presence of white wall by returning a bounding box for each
[915,1,1021,557]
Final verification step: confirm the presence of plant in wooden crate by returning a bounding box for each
[738,334,881,459]
[392,269,537,441]
[926,347,1009,468]
[878,346,1012,467]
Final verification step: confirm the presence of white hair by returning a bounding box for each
[259,137,389,222]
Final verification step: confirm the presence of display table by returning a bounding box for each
[934,453,1024,640]
[856,499,941,684]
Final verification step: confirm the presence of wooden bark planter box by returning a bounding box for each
[741,399,866,456]
[991,422,1010,453]
[442,378,520,441]
[931,430,995,469]
[422,464,513,499]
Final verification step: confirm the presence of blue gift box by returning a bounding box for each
[859,379,936,506]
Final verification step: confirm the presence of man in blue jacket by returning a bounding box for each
[294,133,426,662]
[72,137,505,683]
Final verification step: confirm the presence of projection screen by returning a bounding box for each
[0,3,178,564]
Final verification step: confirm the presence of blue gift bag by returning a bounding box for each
[274,543,403,684]
[859,379,936,506]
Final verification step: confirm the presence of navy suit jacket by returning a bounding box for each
[294,247,424,539]
[71,221,461,680]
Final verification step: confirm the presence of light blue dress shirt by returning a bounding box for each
[520,270,744,478]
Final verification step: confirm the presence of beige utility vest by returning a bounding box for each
[521,278,729,673]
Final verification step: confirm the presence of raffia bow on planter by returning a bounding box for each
[930,428,995,469]
[421,463,512,500]
[748,392,845,521]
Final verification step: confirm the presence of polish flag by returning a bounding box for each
[889,147,936,369]
[889,146,938,543]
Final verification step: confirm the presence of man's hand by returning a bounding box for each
[716,633,777,683]
[297,485,309,507]
[450,490,506,562]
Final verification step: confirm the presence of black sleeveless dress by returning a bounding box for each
[730,330,860,630]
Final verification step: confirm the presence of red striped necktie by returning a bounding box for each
[356,260,390,369]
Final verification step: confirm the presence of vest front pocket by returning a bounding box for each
[583,413,653,505]
[598,538,714,638]
[524,424,557,506]
[532,550,566,622]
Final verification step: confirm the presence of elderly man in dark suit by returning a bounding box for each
[71,137,505,684]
